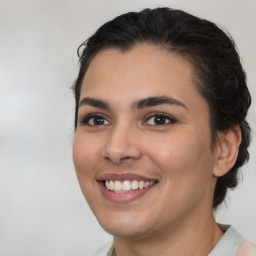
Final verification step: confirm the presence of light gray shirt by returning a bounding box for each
[89,226,256,256]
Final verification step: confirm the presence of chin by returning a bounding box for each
[102,224,151,239]
[97,213,154,239]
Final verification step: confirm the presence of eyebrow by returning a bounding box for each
[133,96,188,110]
[79,97,111,110]
[79,96,188,111]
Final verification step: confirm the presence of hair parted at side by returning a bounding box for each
[72,7,251,209]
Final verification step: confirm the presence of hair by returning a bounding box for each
[72,7,251,209]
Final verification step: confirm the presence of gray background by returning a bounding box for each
[0,0,255,255]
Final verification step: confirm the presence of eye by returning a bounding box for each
[80,114,111,126]
[145,113,176,126]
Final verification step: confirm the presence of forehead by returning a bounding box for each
[80,44,204,110]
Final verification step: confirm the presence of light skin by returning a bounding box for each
[73,44,241,256]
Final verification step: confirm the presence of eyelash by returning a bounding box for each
[79,112,177,127]
[80,113,111,126]
[144,112,177,126]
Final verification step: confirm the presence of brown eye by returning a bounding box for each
[90,116,105,125]
[154,115,167,125]
[145,113,176,126]
[80,114,110,126]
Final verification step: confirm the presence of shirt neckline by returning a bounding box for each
[208,225,244,256]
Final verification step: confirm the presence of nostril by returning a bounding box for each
[104,156,133,164]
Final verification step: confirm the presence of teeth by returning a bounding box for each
[138,181,144,190]
[144,181,149,188]
[131,180,139,190]
[114,181,122,191]
[105,181,110,190]
[122,181,131,191]
[109,180,114,190]
[104,180,155,193]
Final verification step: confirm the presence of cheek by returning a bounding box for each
[145,128,213,182]
[147,132,195,167]
[145,131,215,216]
[73,133,104,207]
[73,132,102,178]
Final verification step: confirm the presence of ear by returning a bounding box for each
[213,125,242,177]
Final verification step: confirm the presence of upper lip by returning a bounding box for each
[97,173,158,182]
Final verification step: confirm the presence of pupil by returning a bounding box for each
[94,117,104,125]
[155,116,165,124]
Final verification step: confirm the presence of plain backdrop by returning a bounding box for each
[0,0,255,255]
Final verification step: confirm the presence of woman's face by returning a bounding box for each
[73,44,218,239]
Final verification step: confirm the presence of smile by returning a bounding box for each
[105,180,156,193]
[97,173,158,202]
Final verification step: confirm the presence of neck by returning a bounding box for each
[112,212,223,256]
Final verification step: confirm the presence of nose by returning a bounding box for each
[101,122,143,164]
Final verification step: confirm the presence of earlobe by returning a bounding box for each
[213,125,242,177]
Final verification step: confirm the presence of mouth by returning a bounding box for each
[104,180,156,193]
[97,173,158,202]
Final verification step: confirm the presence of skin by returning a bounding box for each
[73,44,241,256]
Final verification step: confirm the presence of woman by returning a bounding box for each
[72,8,255,256]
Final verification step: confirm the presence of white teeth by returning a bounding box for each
[131,180,139,190]
[144,181,149,188]
[138,181,144,190]
[122,181,131,191]
[105,180,110,190]
[109,180,114,190]
[104,180,155,193]
[114,181,122,191]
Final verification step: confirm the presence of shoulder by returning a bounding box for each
[209,224,256,256]
[236,241,256,256]
[209,225,244,256]
[88,242,114,256]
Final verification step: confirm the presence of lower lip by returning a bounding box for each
[98,182,155,203]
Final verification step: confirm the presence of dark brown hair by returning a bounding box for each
[72,7,251,209]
